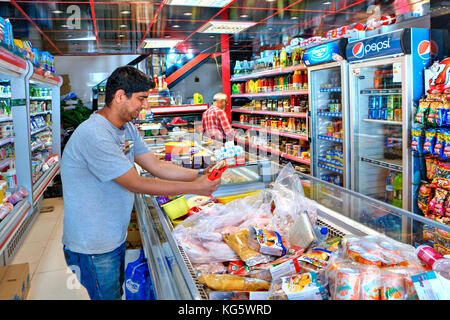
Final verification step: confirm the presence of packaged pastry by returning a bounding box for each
[415,99,430,124]
[298,248,333,269]
[223,230,274,267]
[268,271,328,300]
[425,156,438,180]
[248,227,287,257]
[197,273,270,291]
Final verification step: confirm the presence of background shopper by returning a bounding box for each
[202,92,234,142]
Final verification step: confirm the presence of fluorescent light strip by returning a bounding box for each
[198,20,257,34]
[165,0,233,7]
[142,39,183,49]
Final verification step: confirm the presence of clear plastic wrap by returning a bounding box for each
[198,274,271,291]
[193,262,227,275]
[268,271,328,300]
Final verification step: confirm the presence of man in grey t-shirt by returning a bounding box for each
[61,66,220,300]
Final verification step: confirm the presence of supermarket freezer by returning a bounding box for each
[133,150,450,300]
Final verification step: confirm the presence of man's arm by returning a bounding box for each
[114,166,220,196]
[134,151,199,181]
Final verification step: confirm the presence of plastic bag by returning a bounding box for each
[198,274,270,291]
[125,249,155,300]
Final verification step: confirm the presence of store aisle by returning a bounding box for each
[10,197,90,300]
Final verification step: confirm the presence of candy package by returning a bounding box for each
[411,127,423,153]
[429,188,448,216]
[433,130,445,157]
[431,162,450,189]
[442,131,450,160]
[198,274,270,292]
[268,271,328,300]
[423,129,436,154]
[415,99,430,124]
[417,183,433,215]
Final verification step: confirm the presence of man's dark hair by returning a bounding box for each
[104,66,155,106]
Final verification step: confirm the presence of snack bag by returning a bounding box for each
[435,99,447,127]
[298,248,332,269]
[197,274,270,291]
[425,156,438,180]
[442,131,450,160]
[411,127,423,153]
[423,129,436,154]
[228,260,262,276]
[431,162,450,189]
[433,130,445,157]
[426,102,439,127]
[431,188,448,216]
[248,227,287,257]
[268,271,328,300]
[417,183,433,215]
[223,230,274,267]
[415,99,430,124]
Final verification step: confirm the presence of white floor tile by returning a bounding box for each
[23,215,58,245]
[10,240,47,266]
[35,240,67,274]
[27,268,90,300]
[50,216,63,241]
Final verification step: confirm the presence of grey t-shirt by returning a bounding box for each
[61,113,149,254]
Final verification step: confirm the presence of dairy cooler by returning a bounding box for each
[133,137,450,300]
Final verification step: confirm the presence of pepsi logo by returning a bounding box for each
[418,40,430,60]
[352,42,364,58]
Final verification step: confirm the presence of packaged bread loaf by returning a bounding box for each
[198,274,270,291]
[223,230,273,267]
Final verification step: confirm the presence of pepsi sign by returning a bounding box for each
[303,38,347,66]
[346,30,404,62]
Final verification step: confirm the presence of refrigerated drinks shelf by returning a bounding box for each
[317,111,342,118]
[318,162,343,174]
[232,108,307,118]
[231,90,309,98]
[362,118,402,125]
[231,64,307,81]
[30,97,52,101]
[235,137,311,165]
[360,157,402,172]
[319,88,341,92]
[318,135,343,143]
[360,89,401,95]
[232,122,308,141]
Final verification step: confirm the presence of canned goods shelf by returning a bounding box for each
[232,122,309,141]
[360,88,402,95]
[318,135,343,143]
[231,64,307,81]
[319,88,341,93]
[362,118,402,125]
[318,162,344,174]
[232,108,307,118]
[317,111,342,118]
[360,157,402,172]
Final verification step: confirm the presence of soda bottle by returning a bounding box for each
[386,95,394,121]
[392,172,402,208]
[415,245,450,279]
[385,171,395,204]
[280,48,287,68]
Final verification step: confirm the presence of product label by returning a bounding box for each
[269,258,302,279]
[411,271,450,300]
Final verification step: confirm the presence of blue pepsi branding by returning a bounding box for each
[304,40,340,65]
[347,30,403,61]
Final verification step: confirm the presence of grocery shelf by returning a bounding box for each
[31,142,44,152]
[32,162,60,205]
[360,88,402,95]
[0,46,27,78]
[232,108,307,118]
[0,94,11,99]
[318,135,343,143]
[30,110,51,116]
[230,64,307,81]
[0,136,14,147]
[31,126,49,136]
[30,67,61,87]
[319,88,341,92]
[317,111,342,118]
[360,157,403,172]
[235,138,311,165]
[0,158,10,170]
[30,97,51,101]
[151,104,209,114]
[0,116,13,122]
[318,162,344,174]
[231,90,309,99]
[362,118,402,125]
[0,198,31,255]
[232,122,308,140]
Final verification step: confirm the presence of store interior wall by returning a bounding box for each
[170,60,223,106]
[55,54,139,108]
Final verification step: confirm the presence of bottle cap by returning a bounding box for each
[320,227,328,235]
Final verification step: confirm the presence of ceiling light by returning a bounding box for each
[209,35,215,38]
[120,24,127,28]
[172,25,180,28]
[198,42,203,44]
[240,14,249,18]
[119,34,125,37]
[291,16,298,19]
[121,10,131,15]
[186,49,194,59]
[266,0,276,2]
[184,12,193,16]
[323,1,331,4]
[61,24,68,28]
[141,38,183,49]
[166,0,234,8]
[198,20,257,34]
[52,10,63,14]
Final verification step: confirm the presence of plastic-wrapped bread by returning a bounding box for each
[198,274,270,292]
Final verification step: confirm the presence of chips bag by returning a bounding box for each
[427,102,439,127]
[431,162,450,189]
[415,99,430,124]
[417,184,433,215]
[433,130,445,157]
[442,131,450,160]
[423,129,436,154]
[435,101,447,127]
[431,188,448,216]
[411,127,423,153]
[425,156,438,180]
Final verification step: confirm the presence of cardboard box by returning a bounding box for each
[60,74,71,96]
[0,263,30,300]
[126,230,142,249]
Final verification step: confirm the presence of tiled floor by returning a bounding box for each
[11,197,90,300]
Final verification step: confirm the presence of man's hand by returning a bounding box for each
[202,162,218,175]
[193,174,221,196]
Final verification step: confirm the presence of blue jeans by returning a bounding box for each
[63,243,126,300]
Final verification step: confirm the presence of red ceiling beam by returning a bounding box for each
[136,0,167,53]
[10,0,63,55]
[89,0,100,53]
[165,53,211,85]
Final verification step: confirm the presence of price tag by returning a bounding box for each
[393,62,401,82]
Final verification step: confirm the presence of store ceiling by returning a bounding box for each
[0,0,429,56]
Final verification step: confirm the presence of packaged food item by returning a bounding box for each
[298,248,332,269]
[186,196,213,209]
[423,129,436,154]
[425,156,438,180]
[223,230,273,267]
[194,262,227,274]
[380,269,407,300]
[434,130,445,157]
[442,131,450,160]
[208,291,269,300]
[359,266,381,300]
[415,99,430,124]
[418,184,433,215]
[430,188,448,217]
[268,271,328,300]
[333,267,361,300]
[248,227,287,257]
[411,127,423,152]
[436,102,448,127]
[197,274,270,291]
[427,101,439,126]
[346,245,365,263]
[228,260,262,276]
[286,211,316,249]
[431,162,450,189]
